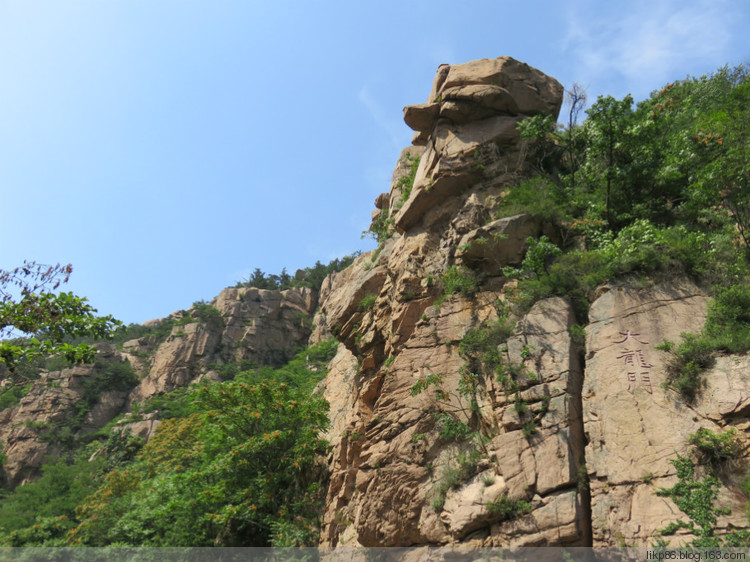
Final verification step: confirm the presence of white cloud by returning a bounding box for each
[563,0,738,99]
[358,85,407,148]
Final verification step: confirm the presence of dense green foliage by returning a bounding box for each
[516,66,750,237]
[502,66,750,401]
[236,254,360,292]
[0,262,120,380]
[486,494,532,521]
[0,341,337,547]
[0,453,107,545]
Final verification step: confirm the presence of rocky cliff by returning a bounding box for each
[2,56,749,549]
[310,57,750,547]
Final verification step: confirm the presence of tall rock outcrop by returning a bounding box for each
[315,57,587,546]
[314,56,750,547]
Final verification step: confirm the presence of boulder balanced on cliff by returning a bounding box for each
[394,57,563,233]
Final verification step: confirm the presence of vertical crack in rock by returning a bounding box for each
[575,336,593,546]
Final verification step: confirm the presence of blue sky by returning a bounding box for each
[1,0,748,325]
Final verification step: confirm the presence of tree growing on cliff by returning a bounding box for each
[0,261,120,380]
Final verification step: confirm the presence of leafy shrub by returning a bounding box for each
[655,455,750,547]
[396,155,420,204]
[363,210,394,244]
[499,177,570,225]
[503,236,562,279]
[659,282,750,401]
[431,448,482,511]
[688,428,742,465]
[433,412,473,442]
[486,494,532,521]
[703,284,750,351]
[358,294,377,311]
[188,301,224,327]
[435,266,478,308]
[657,334,715,401]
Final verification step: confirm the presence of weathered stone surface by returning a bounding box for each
[490,490,584,547]
[403,102,441,132]
[0,363,130,487]
[394,116,521,233]
[456,214,540,269]
[117,412,162,443]
[393,58,561,234]
[129,286,317,403]
[442,469,509,538]
[318,284,588,546]
[388,145,424,212]
[436,57,564,117]
[403,56,563,138]
[695,355,750,421]
[128,320,221,403]
[583,279,750,546]
[213,286,316,364]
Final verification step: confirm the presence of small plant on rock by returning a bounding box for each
[688,428,743,466]
[358,294,377,311]
[486,494,532,521]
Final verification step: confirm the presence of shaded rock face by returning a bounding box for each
[0,360,130,488]
[315,56,750,548]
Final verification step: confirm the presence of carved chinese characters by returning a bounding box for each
[614,330,653,394]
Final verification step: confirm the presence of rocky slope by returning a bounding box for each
[0,286,317,487]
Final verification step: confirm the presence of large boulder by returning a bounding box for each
[395,57,563,234]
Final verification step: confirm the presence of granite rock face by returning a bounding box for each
[315,57,750,547]
[316,57,594,547]
[128,286,317,403]
[583,281,750,546]
[0,359,130,488]
[396,57,563,234]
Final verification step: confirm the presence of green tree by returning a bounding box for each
[0,262,120,380]
[579,94,635,228]
[692,72,750,249]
